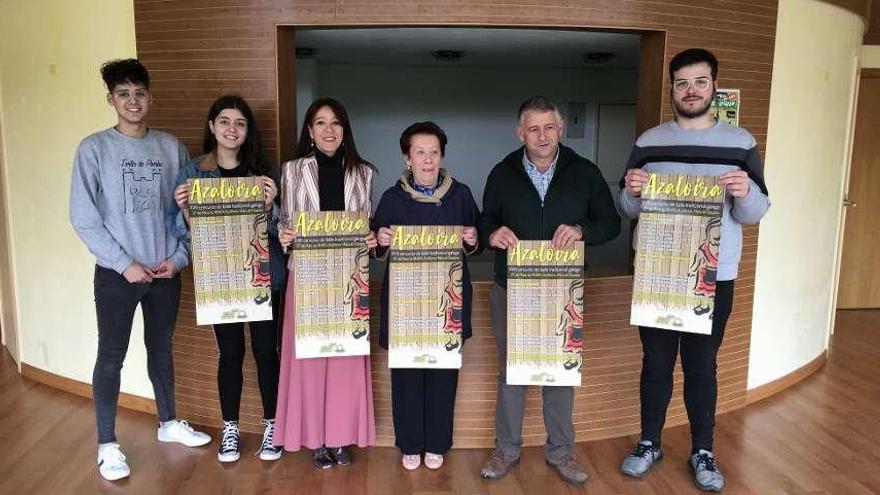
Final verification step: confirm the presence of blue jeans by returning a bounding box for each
[92,265,180,444]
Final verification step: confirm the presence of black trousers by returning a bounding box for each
[638,280,734,453]
[391,368,459,455]
[213,290,281,422]
[93,265,181,443]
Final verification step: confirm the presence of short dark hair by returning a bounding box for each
[669,48,718,80]
[399,121,448,156]
[100,58,150,91]
[517,96,562,125]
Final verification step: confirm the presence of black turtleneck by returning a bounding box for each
[316,151,345,210]
[217,163,247,178]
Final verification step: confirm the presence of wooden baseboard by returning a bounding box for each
[18,351,825,430]
[746,351,827,405]
[20,363,157,415]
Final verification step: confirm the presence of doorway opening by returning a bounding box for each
[278,26,665,276]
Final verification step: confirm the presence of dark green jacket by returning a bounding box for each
[479,144,621,287]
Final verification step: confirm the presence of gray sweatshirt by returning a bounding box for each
[70,127,190,274]
[617,120,770,281]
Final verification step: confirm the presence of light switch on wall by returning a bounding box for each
[567,101,586,139]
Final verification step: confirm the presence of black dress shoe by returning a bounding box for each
[330,446,352,465]
[444,340,460,351]
[312,447,334,469]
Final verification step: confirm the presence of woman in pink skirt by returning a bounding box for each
[274,98,377,468]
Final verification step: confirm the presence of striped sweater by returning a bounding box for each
[616,120,770,281]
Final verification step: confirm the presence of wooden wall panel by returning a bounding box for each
[137,0,776,446]
[866,0,880,44]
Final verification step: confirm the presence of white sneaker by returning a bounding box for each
[157,419,211,447]
[97,443,130,481]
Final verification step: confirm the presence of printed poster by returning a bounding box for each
[188,177,272,325]
[711,89,740,126]
[630,173,726,334]
[506,240,585,387]
[388,225,465,369]
[291,211,370,358]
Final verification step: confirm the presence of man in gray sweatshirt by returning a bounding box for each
[617,49,770,492]
[69,59,210,482]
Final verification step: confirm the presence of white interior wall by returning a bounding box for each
[299,62,637,271]
[311,63,637,206]
[295,58,318,137]
[749,0,865,389]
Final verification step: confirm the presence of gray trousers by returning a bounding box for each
[490,284,575,461]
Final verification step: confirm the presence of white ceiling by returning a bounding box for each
[296,27,640,69]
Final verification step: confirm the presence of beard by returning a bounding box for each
[673,93,714,119]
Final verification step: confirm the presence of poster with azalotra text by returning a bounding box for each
[506,240,585,387]
[630,173,726,335]
[292,211,370,358]
[188,177,273,325]
[388,225,465,369]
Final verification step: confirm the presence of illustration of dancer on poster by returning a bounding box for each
[506,240,585,386]
[188,176,273,325]
[630,173,726,334]
[290,210,371,358]
[387,225,465,369]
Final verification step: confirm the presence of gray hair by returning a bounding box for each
[517,96,563,126]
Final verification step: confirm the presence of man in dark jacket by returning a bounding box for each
[479,96,620,485]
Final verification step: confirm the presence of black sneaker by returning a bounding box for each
[330,446,352,465]
[313,446,334,469]
[256,418,282,461]
[217,420,240,463]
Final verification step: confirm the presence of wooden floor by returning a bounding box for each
[1,310,878,495]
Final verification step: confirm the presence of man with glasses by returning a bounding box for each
[617,48,770,492]
[70,58,211,482]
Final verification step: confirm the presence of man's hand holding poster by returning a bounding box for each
[631,173,726,334]
[506,240,585,387]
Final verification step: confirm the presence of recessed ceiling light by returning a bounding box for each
[583,52,615,64]
[296,47,317,59]
[433,50,465,62]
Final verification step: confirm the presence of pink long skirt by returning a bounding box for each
[273,274,376,450]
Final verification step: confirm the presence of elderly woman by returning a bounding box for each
[274,98,377,469]
[372,121,481,471]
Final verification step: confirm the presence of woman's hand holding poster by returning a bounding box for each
[189,177,272,325]
[291,211,370,358]
[388,225,465,369]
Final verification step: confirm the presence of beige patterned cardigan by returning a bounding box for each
[279,154,373,269]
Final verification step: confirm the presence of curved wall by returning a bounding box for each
[0,0,864,447]
[749,0,865,390]
[0,0,160,397]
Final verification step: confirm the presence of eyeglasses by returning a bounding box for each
[113,89,149,101]
[672,77,712,93]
